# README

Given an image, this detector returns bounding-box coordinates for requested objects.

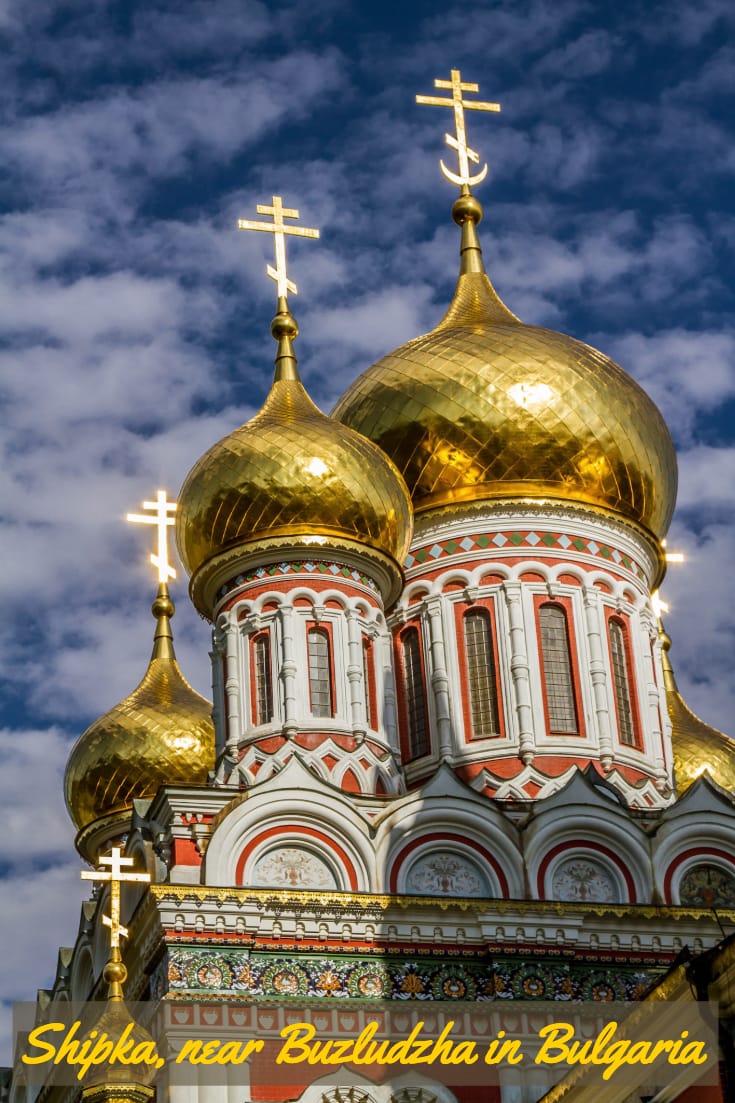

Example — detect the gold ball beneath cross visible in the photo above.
[452,192,483,226]
[103,958,128,986]
[151,593,175,619]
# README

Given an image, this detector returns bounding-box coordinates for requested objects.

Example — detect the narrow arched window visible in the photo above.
[465,609,500,738]
[307,627,333,717]
[402,628,428,759]
[539,604,579,734]
[253,632,273,725]
[362,638,373,729]
[609,620,636,746]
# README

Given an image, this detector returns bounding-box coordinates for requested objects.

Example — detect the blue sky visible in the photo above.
[1,0,734,1063]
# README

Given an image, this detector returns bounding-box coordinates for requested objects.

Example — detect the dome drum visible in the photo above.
[191,534,403,620]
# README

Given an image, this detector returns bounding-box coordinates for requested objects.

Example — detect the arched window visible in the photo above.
[307,627,333,717]
[401,628,428,759]
[362,637,374,729]
[464,609,500,738]
[609,619,637,747]
[252,632,273,725]
[539,604,579,734]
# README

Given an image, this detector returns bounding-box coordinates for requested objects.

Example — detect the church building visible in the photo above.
[7,71,735,1103]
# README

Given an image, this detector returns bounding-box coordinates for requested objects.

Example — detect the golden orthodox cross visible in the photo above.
[416,68,501,189]
[237,195,319,301]
[127,489,177,583]
[81,847,151,951]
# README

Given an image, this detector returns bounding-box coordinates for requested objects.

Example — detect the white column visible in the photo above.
[582,585,613,769]
[209,624,226,757]
[425,597,453,757]
[346,609,367,737]
[381,632,399,752]
[503,582,535,764]
[222,612,242,766]
[640,608,669,789]
[279,602,298,737]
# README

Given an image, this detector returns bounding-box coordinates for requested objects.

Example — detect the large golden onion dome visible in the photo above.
[64,585,214,840]
[177,304,413,613]
[332,193,678,537]
[661,631,735,793]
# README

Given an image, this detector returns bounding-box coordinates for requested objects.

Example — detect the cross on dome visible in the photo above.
[127,489,177,583]
[416,68,501,189]
[237,195,320,302]
[81,846,150,952]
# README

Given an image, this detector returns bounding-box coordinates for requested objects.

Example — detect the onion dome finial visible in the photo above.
[176,196,413,616]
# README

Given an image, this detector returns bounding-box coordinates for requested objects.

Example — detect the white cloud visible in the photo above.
[4,52,346,209]
[0,861,85,1063]
[664,517,735,737]
[603,329,735,442]
[311,283,436,357]
[676,445,735,507]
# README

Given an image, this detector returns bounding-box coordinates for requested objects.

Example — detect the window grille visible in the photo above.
[402,628,428,759]
[465,609,500,738]
[253,633,273,725]
[539,604,579,733]
[610,620,636,746]
[308,628,333,717]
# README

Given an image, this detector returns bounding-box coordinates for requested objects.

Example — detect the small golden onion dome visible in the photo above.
[81,949,158,1094]
[332,193,678,537]
[661,631,735,793]
[64,585,215,835]
[176,302,413,612]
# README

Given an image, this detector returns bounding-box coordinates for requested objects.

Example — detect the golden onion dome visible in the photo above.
[661,631,735,794]
[332,193,678,538]
[176,303,413,613]
[64,585,214,837]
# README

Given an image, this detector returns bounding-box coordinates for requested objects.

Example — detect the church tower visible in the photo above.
[333,72,678,807]
[64,496,215,862]
[175,197,413,799]
[10,67,735,1103]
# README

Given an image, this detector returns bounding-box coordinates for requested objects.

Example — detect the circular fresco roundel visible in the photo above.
[679,863,735,908]
[251,846,337,890]
[550,856,620,903]
[405,850,491,897]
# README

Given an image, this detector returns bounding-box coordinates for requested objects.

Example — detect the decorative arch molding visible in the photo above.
[435,569,476,593]
[388,1076,459,1103]
[389,833,507,898]
[236,826,355,891]
[70,944,95,1002]
[203,767,374,890]
[235,590,287,616]
[525,803,651,903]
[296,1071,457,1103]
[662,847,735,906]
[11,1080,28,1103]
[321,1089,377,1103]
[653,809,735,901]
[377,792,523,898]
[391,1090,441,1103]
[231,586,384,623]
[402,580,435,604]
[537,840,636,903]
